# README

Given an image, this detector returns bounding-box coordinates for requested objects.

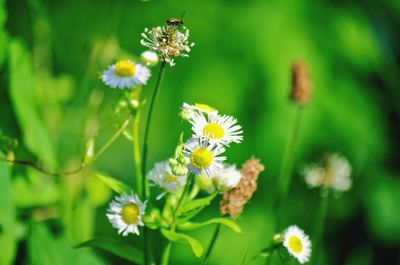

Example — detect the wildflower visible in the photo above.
[220,157,264,218]
[190,112,243,146]
[148,161,187,197]
[140,24,194,66]
[101,59,150,89]
[283,225,312,264]
[140,50,159,66]
[180,102,217,120]
[106,193,146,236]
[302,153,352,194]
[290,60,312,104]
[183,138,225,177]
[211,164,242,193]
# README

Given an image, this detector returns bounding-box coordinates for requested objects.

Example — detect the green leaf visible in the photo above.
[95,172,132,194]
[8,40,56,168]
[178,218,241,233]
[161,229,203,257]
[181,193,217,213]
[0,150,17,265]
[76,237,143,264]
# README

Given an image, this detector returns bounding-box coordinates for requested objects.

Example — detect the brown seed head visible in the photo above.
[290,60,312,105]
[220,157,265,218]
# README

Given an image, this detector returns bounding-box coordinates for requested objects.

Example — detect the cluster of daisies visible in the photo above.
[148,102,243,197]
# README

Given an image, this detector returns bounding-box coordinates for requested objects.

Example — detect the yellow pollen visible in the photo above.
[121,202,140,224]
[288,236,303,253]
[191,147,213,169]
[203,123,225,139]
[114,60,136,77]
[195,103,215,112]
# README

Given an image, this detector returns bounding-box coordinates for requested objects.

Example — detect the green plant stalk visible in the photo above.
[277,106,303,202]
[160,176,192,265]
[141,61,167,265]
[311,193,329,265]
[132,110,143,197]
[201,223,222,265]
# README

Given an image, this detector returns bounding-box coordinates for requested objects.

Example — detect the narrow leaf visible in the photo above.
[76,237,143,264]
[178,218,241,233]
[181,193,217,213]
[161,229,203,257]
[95,173,132,194]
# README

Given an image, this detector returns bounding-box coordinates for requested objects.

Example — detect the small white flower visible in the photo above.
[148,161,187,196]
[106,194,146,236]
[180,102,217,120]
[140,25,194,66]
[190,112,243,146]
[101,59,150,89]
[211,164,242,192]
[302,153,352,193]
[183,138,225,177]
[140,50,159,66]
[283,225,312,264]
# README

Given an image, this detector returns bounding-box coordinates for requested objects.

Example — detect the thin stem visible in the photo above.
[0,118,130,176]
[141,61,166,265]
[132,110,143,196]
[141,61,166,198]
[311,193,329,265]
[277,106,303,204]
[160,242,172,265]
[201,223,222,265]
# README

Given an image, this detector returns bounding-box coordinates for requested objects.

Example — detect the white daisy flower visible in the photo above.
[140,50,159,66]
[148,161,187,197]
[211,164,242,193]
[190,112,243,146]
[183,138,225,177]
[283,225,312,264]
[101,59,150,89]
[140,25,194,67]
[302,153,352,193]
[106,193,146,236]
[180,102,217,120]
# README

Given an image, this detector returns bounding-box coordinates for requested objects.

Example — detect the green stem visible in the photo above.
[141,61,166,265]
[160,176,192,265]
[132,110,143,196]
[201,223,222,265]
[277,106,303,203]
[311,193,329,265]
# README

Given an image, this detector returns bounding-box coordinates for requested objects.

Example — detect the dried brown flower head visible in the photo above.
[220,157,265,218]
[290,60,312,104]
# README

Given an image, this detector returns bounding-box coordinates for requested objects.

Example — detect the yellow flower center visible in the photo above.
[114,60,136,77]
[121,202,140,224]
[203,123,225,139]
[195,103,215,113]
[288,235,303,253]
[164,174,178,183]
[191,147,213,169]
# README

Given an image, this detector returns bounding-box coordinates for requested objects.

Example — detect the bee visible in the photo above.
[166,17,183,26]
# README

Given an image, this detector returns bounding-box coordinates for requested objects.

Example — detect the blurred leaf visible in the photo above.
[8,40,56,168]
[72,197,94,243]
[161,229,203,257]
[0,0,7,67]
[181,193,217,213]
[0,150,17,265]
[87,172,112,207]
[178,218,241,233]
[76,237,143,264]
[12,169,60,207]
[95,172,132,194]
[29,222,105,265]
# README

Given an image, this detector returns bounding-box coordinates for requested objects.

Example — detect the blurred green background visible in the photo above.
[1,0,399,264]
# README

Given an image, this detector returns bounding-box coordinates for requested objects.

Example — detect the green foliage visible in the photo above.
[178,218,241,233]
[77,237,144,264]
[161,229,203,257]
[96,172,132,194]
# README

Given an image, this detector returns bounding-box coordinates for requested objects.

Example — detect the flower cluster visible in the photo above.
[141,22,194,66]
[147,102,243,196]
[302,153,352,195]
